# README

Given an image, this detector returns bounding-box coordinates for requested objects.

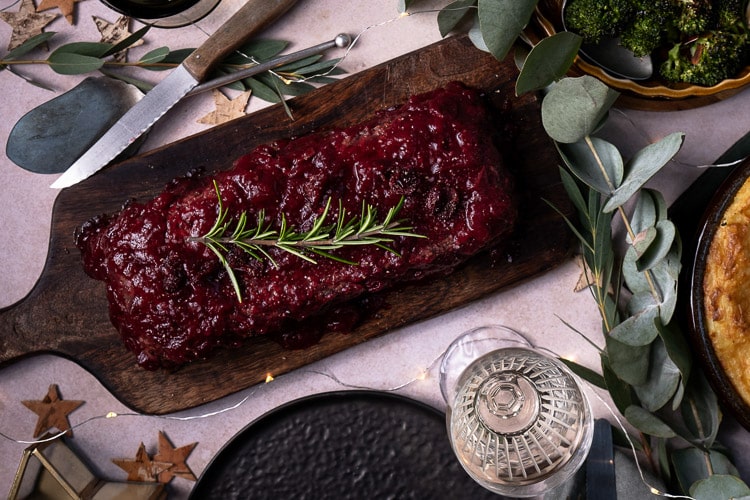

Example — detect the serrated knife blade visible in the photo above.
[51,0,297,189]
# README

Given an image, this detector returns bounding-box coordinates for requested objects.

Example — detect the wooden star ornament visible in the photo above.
[93,15,143,62]
[198,89,252,125]
[36,0,82,25]
[0,0,58,50]
[153,431,198,483]
[21,384,84,438]
[113,442,173,482]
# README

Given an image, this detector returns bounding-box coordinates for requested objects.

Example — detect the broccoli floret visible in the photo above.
[715,0,746,31]
[659,31,749,86]
[620,0,676,56]
[673,0,716,36]
[564,0,635,44]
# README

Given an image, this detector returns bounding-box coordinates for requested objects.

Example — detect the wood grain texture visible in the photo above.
[0,35,573,414]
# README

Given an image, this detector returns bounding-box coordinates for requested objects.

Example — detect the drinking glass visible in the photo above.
[439,325,594,497]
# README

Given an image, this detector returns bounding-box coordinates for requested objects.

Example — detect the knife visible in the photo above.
[51,0,297,189]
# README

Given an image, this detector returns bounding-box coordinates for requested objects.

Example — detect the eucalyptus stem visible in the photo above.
[583,135,663,305]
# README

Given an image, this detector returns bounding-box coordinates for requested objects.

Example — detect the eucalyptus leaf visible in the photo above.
[636,220,676,272]
[653,319,691,392]
[275,54,323,72]
[438,0,477,37]
[557,137,623,195]
[689,474,750,499]
[158,48,194,67]
[3,32,56,61]
[656,438,672,485]
[655,243,682,323]
[99,68,153,93]
[255,72,314,97]
[541,76,619,143]
[630,189,668,238]
[633,336,681,411]
[281,57,342,76]
[674,449,739,494]
[516,31,581,95]
[622,242,680,325]
[468,14,489,52]
[609,305,659,346]
[605,335,649,386]
[591,203,616,301]
[559,358,606,389]
[558,167,588,222]
[625,405,677,438]
[680,371,719,447]
[244,76,281,103]
[601,353,635,414]
[52,41,112,58]
[139,47,170,65]
[104,25,149,58]
[632,226,657,259]
[477,0,537,60]
[48,52,104,75]
[603,132,684,212]
[228,39,288,64]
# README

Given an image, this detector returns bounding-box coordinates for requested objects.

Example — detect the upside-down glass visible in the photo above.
[439,325,594,497]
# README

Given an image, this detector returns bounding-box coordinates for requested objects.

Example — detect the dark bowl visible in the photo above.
[689,158,750,430]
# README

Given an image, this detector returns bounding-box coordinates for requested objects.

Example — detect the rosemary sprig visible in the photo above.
[189,181,425,302]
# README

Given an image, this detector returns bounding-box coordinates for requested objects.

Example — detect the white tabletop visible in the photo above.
[2,1,750,497]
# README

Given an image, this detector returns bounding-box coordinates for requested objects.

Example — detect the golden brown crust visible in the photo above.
[704,179,750,405]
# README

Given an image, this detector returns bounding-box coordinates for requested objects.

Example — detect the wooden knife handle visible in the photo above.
[183,0,297,82]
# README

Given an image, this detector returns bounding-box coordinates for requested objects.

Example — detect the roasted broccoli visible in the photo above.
[673,0,716,36]
[619,0,676,57]
[715,0,746,31]
[564,0,750,86]
[563,0,635,44]
[660,30,749,86]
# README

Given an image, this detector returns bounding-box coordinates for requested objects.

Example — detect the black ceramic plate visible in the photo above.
[189,391,503,500]
[686,158,750,430]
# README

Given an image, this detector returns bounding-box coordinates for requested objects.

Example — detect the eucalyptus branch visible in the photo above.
[189,181,424,302]
[1,31,344,105]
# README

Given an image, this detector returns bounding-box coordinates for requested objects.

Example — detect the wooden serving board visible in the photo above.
[0,35,573,414]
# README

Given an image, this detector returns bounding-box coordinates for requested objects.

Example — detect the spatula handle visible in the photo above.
[183,0,297,81]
